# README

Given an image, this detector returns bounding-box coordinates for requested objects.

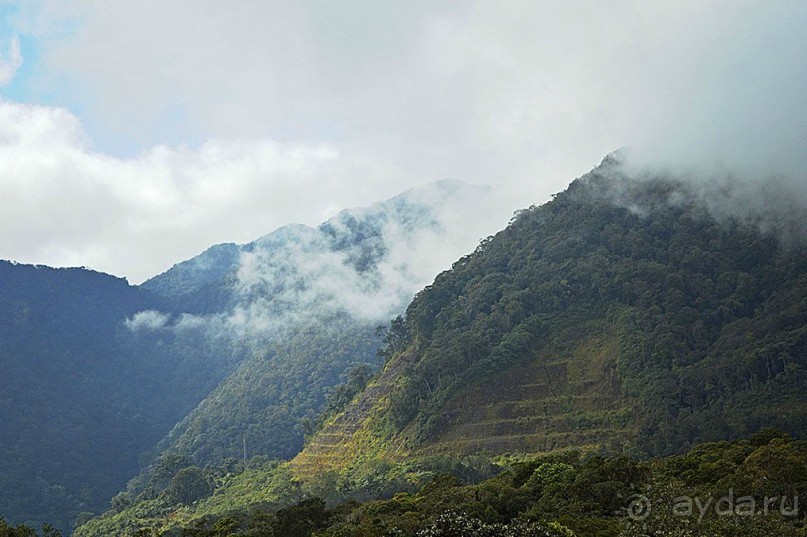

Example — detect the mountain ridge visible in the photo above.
[141,178,492,312]
[292,156,807,476]
[71,157,807,537]
[0,179,501,532]
[124,178,502,477]
[0,260,234,532]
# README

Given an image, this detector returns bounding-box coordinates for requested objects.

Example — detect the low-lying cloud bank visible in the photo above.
[127,178,512,343]
[594,149,807,248]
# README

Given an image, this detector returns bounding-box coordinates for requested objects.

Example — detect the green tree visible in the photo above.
[167,467,213,505]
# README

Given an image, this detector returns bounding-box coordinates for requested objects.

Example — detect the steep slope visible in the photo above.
[74,157,807,537]
[156,317,381,463]
[0,262,234,532]
[130,180,503,470]
[139,242,241,314]
[1,181,502,531]
[141,178,488,316]
[294,156,807,476]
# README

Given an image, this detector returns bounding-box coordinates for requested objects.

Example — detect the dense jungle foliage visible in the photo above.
[0,182,477,532]
[6,163,806,535]
[0,262,236,532]
[75,161,806,536]
[374,159,806,455]
[71,430,806,536]
[148,316,382,465]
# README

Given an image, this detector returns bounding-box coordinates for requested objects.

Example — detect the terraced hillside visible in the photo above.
[420,325,633,456]
[293,155,807,474]
[294,321,637,479]
[292,347,415,476]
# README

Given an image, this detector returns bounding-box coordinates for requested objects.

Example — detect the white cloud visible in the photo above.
[20,2,801,183]
[0,35,22,85]
[0,100,429,283]
[0,1,804,283]
[227,180,511,335]
[125,309,169,331]
[620,1,807,181]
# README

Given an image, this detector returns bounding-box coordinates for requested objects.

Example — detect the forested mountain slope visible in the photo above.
[78,431,807,537]
[75,157,807,537]
[154,317,381,464]
[0,262,234,532]
[0,180,498,532]
[136,180,499,469]
[140,242,241,314]
[295,156,807,475]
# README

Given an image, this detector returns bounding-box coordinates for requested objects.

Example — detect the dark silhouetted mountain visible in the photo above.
[0,262,234,532]
[1,181,496,532]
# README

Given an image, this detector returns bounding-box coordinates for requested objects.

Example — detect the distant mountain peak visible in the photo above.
[141,179,497,317]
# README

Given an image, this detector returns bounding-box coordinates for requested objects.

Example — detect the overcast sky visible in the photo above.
[0,1,805,283]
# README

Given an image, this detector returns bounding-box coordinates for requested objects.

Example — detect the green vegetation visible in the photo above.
[75,161,806,536]
[0,262,235,532]
[0,518,62,537]
[150,316,382,464]
[0,182,478,531]
[7,162,807,534]
[73,431,806,536]
[300,157,806,473]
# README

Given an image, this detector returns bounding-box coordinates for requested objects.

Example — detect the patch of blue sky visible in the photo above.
[0,3,79,106]
[1,33,37,100]
[0,3,40,101]
[0,2,16,31]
